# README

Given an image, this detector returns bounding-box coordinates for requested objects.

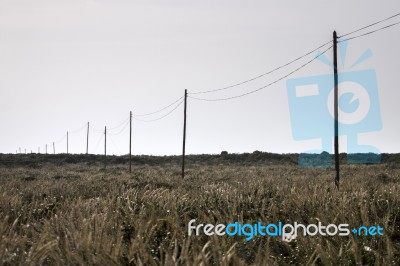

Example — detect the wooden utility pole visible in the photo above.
[53,142,55,154]
[333,31,340,189]
[86,122,90,154]
[129,111,132,173]
[46,144,47,154]
[182,89,188,178]
[104,126,107,168]
[67,131,69,155]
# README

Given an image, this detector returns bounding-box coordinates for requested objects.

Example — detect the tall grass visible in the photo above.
[0,160,399,265]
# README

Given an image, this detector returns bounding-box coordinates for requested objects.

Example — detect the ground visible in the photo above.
[0,153,399,265]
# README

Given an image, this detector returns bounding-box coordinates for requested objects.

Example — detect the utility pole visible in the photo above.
[67,131,69,155]
[182,89,187,178]
[104,126,107,169]
[46,144,47,154]
[38,147,40,154]
[333,31,340,189]
[86,122,89,154]
[53,142,55,154]
[129,111,132,173]
[19,147,21,154]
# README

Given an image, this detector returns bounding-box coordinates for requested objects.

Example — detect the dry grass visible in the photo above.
[0,159,399,265]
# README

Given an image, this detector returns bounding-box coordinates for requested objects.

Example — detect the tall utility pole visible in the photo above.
[86,122,90,154]
[333,31,340,189]
[46,144,47,154]
[129,111,132,173]
[53,142,55,154]
[104,126,107,169]
[182,89,188,178]
[67,131,69,155]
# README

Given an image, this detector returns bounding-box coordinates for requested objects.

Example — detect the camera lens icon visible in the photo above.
[327,81,371,125]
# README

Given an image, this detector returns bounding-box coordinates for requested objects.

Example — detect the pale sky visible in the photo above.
[1,0,399,155]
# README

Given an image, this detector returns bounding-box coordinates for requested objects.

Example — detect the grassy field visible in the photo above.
[0,153,399,265]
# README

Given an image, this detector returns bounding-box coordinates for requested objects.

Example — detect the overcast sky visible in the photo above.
[1,0,399,155]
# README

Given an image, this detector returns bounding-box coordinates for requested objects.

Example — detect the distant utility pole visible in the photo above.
[46,144,47,155]
[67,131,69,155]
[53,142,55,154]
[38,147,40,154]
[104,126,107,169]
[182,89,188,178]
[333,31,340,190]
[19,147,21,154]
[25,149,26,154]
[86,122,89,154]
[129,111,132,173]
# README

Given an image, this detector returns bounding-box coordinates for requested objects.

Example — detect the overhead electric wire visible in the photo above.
[108,120,130,136]
[91,117,129,134]
[339,21,400,42]
[189,45,333,102]
[133,99,184,122]
[339,12,400,38]
[107,117,130,131]
[50,123,86,145]
[92,127,105,134]
[189,40,332,95]
[68,123,87,134]
[54,133,67,144]
[133,96,184,117]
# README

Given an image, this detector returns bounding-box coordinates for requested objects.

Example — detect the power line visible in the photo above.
[107,117,130,131]
[69,123,87,134]
[92,128,105,134]
[108,120,130,136]
[90,96,183,132]
[133,99,184,122]
[189,40,332,95]
[339,12,400,38]
[51,123,87,147]
[189,45,333,102]
[133,96,183,117]
[54,133,67,144]
[91,117,130,134]
[339,21,400,42]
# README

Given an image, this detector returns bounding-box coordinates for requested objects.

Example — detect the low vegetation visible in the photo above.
[0,153,399,265]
